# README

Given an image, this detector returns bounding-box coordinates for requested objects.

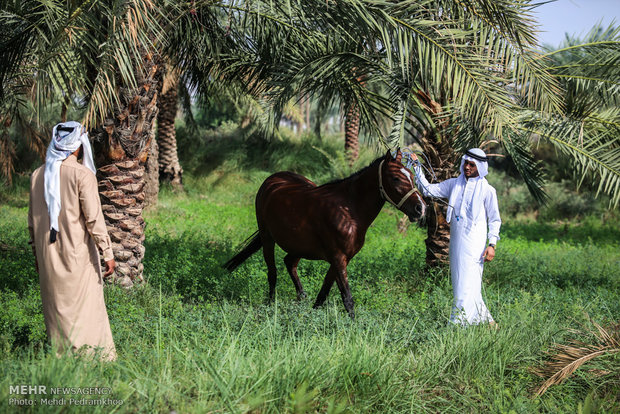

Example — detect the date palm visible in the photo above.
[156,63,183,188]
[0,0,168,284]
[226,1,562,265]
[4,0,616,277]
[0,0,305,283]
[520,24,620,207]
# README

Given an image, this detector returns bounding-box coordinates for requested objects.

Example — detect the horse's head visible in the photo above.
[379,148,426,221]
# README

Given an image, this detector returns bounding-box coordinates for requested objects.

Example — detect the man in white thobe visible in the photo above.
[411,148,501,325]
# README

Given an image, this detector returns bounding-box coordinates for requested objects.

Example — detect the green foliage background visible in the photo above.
[0,129,618,412]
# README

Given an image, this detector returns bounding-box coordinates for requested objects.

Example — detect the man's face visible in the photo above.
[463,160,479,178]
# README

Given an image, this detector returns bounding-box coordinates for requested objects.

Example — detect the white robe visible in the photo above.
[413,161,501,325]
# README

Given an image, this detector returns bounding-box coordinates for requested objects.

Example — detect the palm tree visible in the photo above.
[232,1,562,266]
[0,0,294,283]
[4,0,616,277]
[157,63,183,188]
[520,24,620,208]
[0,0,169,285]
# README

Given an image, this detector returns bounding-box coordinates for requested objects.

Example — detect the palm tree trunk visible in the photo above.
[344,71,366,166]
[415,90,459,267]
[344,103,360,166]
[144,123,159,208]
[92,51,162,286]
[157,68,183,188]
[421,145,457,267]
[424,185,451,267]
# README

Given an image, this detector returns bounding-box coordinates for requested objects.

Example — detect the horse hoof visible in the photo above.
[297,291,307,300]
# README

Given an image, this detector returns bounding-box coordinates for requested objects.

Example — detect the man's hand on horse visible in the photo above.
[483,245,495,262]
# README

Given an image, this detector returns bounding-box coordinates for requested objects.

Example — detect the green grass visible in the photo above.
[0,133,619,412]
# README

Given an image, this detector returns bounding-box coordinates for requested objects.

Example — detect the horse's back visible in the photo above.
[256,171,318,221]
[256,171,334,259]
[257,171,317,197]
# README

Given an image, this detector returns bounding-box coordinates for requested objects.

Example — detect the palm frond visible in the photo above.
[501,131,548,204]
[519,108,620,207]
[533,319,620,397]
[521,24,620,206]
[182,1,560,142]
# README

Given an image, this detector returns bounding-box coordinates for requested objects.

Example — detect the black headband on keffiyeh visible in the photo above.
[465,149,489,162]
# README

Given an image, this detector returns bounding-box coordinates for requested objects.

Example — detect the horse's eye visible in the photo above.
[392,177,400,183]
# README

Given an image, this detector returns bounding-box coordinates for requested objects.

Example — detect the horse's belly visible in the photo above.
[256,172,361,261]
[265,213,327,259]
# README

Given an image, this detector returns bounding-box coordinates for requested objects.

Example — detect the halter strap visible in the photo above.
[378,160,418,209]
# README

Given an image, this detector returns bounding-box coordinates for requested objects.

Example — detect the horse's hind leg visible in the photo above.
[261,233,277,301]
[284,254,306,300]
[313,265,336,309]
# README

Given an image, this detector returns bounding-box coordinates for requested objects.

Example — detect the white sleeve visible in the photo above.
[485,186,501,244]
[412,161,452,199]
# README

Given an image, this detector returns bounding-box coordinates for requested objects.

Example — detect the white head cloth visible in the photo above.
[460,148,488,178]
[446,148,489,224]
[44,121,96,233]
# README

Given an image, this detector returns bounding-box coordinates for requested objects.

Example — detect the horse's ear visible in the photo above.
[386,147,403,161]
[395,147,402,163]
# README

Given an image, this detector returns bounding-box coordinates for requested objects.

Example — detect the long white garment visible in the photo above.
[413,153,501,325]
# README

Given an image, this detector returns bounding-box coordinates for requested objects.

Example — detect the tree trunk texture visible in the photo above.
[305,97,310,132]
[344,103,360,166]
[344,72,366,166]
[421,143,458,268]
[157,68,183,188]
[143,124,159,208]
[92,50,162,286]
[415,89,460,268]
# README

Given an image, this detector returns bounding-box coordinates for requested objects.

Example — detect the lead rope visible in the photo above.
[400,149,461,222]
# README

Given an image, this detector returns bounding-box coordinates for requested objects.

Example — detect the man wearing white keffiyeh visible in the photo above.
[28,122,117,360]
[412,148,501,326]
[44,122,97,241]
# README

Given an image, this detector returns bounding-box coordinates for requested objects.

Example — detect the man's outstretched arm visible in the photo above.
[410,153,451,199]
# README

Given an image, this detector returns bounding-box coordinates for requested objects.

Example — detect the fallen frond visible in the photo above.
[532,320,620,397]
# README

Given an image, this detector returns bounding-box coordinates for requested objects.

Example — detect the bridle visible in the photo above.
[378,159,419,209]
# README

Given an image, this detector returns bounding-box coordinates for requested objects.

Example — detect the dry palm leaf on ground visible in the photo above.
[532,319,620,397]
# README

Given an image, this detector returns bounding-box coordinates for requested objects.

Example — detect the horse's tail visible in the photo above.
[223,231,262,272]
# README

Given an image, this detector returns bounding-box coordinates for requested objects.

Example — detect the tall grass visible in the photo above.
[0,132,618,412]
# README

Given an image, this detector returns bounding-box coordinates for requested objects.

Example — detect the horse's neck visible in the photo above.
[346,161,385,226]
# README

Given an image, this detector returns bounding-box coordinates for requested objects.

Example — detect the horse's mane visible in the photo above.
[319,156,384,188]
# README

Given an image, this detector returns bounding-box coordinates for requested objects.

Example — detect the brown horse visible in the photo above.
[224,149,426,318]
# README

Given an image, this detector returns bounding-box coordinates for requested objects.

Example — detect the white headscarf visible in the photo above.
[460,148,489,178]
[44,121,96,236]
[446,148,490,224]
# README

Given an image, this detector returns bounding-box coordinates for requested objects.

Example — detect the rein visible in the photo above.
[378,160,418,209]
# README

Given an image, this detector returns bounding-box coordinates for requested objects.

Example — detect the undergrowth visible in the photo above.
[0,132,618,412]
